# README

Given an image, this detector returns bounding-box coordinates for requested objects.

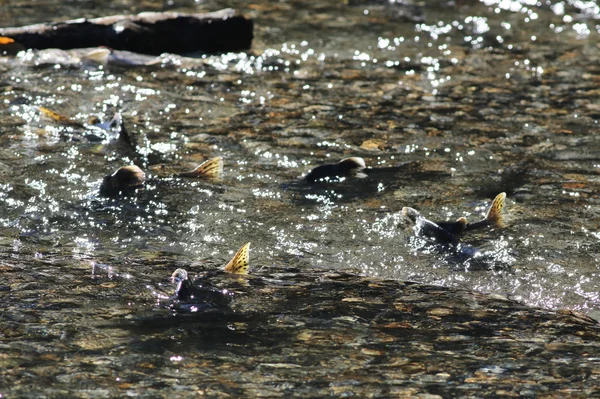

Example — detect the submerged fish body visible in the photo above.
[282,160,450,205]
[434,217,469,237]
[304,157,367,183]
[278,157,370,203]
[170,243,250,302]
[403,206,500,268]
[169,268,233,306]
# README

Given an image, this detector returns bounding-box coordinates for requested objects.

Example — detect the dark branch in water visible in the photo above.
[0,9,253,55]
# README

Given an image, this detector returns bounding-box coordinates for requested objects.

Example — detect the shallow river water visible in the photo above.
[2,0,600,397]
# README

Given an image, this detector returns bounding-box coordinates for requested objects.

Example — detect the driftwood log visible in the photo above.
[0,9,252,55]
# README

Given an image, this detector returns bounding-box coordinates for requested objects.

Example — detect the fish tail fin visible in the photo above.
[179,156,223,179]
[485,192,506,227]
[223,242,250,274]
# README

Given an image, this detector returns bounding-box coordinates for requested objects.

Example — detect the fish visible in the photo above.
[40,106,132,144]
[6,46,162,66]
[401,193,508,267]
[402,192,506,245]
[99,156,224,198]
[299,157,448,188]
[87,112,122,133]
[171,242,250,301]
[402,205,496,266]
[99,165,146,198]
[282,158,450,206]
[303,157,367,183]
[86,112,133,144]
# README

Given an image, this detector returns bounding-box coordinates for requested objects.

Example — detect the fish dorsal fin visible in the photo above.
[114,165,146,186]
[456,217,469,225]
[485,192,506,227]
[179,156,223,179]
[223,242,250,274]
[339,157,366,170]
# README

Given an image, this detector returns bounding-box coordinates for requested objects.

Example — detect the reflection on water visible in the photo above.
[1,0,600,394]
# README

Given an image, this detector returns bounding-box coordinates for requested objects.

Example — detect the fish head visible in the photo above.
[171,268,188,284]
[402,207,459,246]
[401,207,423,229]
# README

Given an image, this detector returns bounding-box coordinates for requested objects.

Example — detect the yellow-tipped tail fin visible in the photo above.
[178,156,223,179]
[485,192,506,227]
[224,242,250,274]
